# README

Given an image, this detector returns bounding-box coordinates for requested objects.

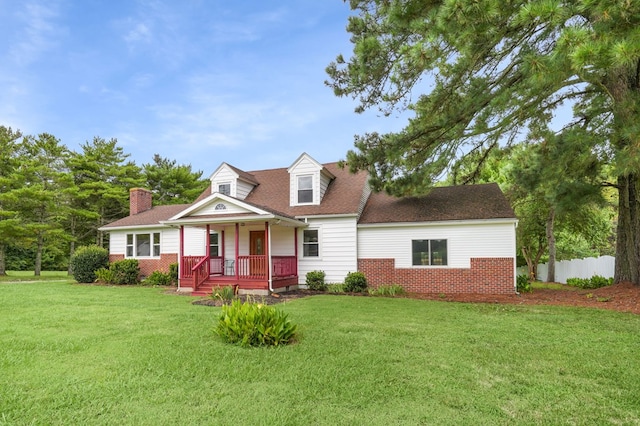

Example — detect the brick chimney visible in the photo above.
[130,188,153,215]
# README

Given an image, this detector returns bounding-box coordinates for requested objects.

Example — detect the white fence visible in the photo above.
[516,255,615,284]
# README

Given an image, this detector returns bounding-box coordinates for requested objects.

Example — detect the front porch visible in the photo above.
[181,254,299,295]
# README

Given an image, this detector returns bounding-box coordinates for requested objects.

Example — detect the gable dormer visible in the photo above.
[209,163,258,200]
[287,153,335,206]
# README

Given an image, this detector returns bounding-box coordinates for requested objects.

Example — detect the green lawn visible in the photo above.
[0,270,71,282]
[1,282,639,425]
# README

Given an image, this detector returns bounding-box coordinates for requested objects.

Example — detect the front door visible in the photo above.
[249,231,265,276]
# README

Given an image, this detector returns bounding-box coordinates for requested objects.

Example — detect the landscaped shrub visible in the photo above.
[211,285,236,303]
[143,270,173,286]
[516,274,532,293]
[70,245,110,283]
[214,299,297,347]
[368,284,405,297]
[344,271,368,292]
[111,259,140,285]
[567,275,613,289]
[305,270,327,291]
[169,263,179,283]
[95,267,116,284]
[327,283,345,293]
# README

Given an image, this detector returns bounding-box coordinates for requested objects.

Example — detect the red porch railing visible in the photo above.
[272,256,296,278]
[181,256,203,278]
[192,256,210,291]
[181,255,297,284]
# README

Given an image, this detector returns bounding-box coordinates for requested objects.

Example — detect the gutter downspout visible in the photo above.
[266,221,273,293]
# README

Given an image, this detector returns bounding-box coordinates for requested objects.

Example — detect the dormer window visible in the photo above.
[218,183,231,195]
[297,175,313,204]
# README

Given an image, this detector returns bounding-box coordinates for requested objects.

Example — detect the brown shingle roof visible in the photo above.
[243,162,368,216]
[358,183,516,224]
[101,204,190,228]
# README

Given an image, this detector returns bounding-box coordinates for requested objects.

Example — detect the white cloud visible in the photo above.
[9,2,65,65]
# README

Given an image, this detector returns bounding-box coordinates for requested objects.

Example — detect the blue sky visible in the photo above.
[0,1,411,175]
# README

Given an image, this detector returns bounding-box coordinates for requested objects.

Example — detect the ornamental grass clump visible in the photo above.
[214,299,297,347]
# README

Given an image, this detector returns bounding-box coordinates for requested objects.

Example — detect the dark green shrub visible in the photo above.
[306,270,327,291]
[70,245,109,283]
[111,259,140,285]
[143,270,173,286]
[567,275,613,289]
[169,263,179,283]
[344,271,368,292]
[516,274,532,293]
[214,299,297,347]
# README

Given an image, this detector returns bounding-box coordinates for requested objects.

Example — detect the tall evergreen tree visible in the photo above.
[143,154,208,205]
[14,134,74,275]
[67,137,143,247]
[0,126,23,275]
[327,0,640,283]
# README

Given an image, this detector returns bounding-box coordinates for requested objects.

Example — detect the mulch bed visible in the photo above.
[189,282,640,315]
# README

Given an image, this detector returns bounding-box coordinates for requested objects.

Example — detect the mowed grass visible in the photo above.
[1,282,639,425]
[0,271,71,282]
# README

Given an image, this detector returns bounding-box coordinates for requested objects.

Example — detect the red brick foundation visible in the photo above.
[358,257,515,294]
[108,254,177,278]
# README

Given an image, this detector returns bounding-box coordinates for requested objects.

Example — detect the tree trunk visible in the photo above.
[546,208,556,283]
[34,232,43,276]
[0,243,6,276]
[68,240,75,276]
[614,173,640,284]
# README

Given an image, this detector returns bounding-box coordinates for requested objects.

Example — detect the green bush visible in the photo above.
[306,270,327,291]
[70,245,110,283]
[214,299,297,347]
[143,270,173,286]
[327,283,345,293]
[368,284,406,297]
[95,267,116,284]
[211,285,236,303]
[111,259,140,285]
[169,263,179,283]
[344,271,368,292]
[516,274,532,293]
[567,275,613,289]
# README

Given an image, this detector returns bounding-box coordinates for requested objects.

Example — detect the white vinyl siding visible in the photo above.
[358,221,516,268]
[236,180,254,200]
[191,202,251,216]
[298,217,358,284]
[289,155,321,206]
[183,226,207,256]
[210,164,256,200]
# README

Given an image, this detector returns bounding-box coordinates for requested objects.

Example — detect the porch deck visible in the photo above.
[181,255,298,295]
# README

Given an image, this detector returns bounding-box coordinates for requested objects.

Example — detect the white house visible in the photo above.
[100,153,518,295]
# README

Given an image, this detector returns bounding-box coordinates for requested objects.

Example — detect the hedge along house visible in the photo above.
[100,153,518,295]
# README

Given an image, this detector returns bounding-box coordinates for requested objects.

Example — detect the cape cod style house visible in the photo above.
[100,153,518,295]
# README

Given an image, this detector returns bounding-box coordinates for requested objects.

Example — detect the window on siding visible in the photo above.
[209,233,219,257]
[297,175,313,204]
[412,239,447,266]
[303,229,319,257]
[126,232,161,258]
[218,183,231,195]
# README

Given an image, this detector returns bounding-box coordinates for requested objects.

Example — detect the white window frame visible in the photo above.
[411,239,447,266]
[126,232,161,258]
[218,182,231,196]
[209,232,219,257]
[302,228,320,258]
[297,175,314,204]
